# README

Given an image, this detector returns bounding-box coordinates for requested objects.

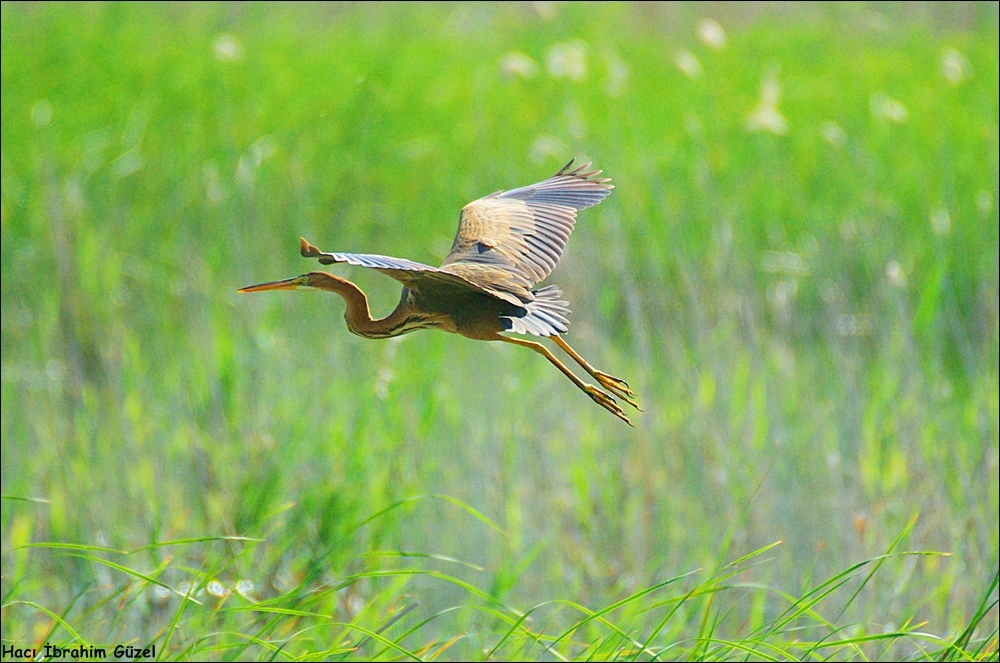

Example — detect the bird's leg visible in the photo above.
[500,337,633,426]
[551,336,640,410]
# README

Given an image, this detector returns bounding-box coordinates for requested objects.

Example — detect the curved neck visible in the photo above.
[306,272,422,339]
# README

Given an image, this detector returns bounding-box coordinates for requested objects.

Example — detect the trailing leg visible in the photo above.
[551,336,640,410]
[500,336,632,426]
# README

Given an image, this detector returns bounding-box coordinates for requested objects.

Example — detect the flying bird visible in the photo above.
[239,160,639,424]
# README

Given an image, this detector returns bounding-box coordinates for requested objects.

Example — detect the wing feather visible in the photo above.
[296,160,611,313]
[298,238,526,307]
[441,160,613,288]
[501,285,571,337]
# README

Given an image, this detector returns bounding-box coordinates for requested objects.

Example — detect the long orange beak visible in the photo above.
[237,275,306,293]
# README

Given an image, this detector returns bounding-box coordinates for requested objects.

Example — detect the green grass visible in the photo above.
[1,2,998,660]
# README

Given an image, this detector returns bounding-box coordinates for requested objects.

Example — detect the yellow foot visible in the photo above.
[585,385,633,426]
[594,371,641,410]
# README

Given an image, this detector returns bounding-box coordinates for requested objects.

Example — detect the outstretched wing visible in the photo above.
[440,160,613,290]
[298,238,526,308]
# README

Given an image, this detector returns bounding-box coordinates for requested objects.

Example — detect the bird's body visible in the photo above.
[240,160,639,424]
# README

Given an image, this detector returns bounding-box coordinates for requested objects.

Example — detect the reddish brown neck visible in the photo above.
[305,272,428,339]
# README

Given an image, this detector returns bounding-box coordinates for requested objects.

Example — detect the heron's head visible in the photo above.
[237,272,329,293]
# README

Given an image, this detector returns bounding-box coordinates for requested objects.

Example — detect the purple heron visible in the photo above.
[239,160,638,424]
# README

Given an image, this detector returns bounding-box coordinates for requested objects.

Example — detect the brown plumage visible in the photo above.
[239,160,639,424]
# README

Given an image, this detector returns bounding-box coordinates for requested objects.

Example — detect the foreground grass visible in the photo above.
[2,2,998,660]
[5,497,997,661]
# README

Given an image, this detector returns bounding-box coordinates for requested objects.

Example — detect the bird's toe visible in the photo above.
[585,385,633,426]
[595,372,640,410]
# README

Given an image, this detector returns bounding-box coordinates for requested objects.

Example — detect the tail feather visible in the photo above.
[501,285,570,337]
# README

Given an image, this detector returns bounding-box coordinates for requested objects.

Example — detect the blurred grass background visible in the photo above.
[1,2,998,660]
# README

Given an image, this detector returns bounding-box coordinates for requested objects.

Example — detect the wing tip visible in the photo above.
[300,237,340,265]
[300,237,320,258]
[556,159,614,190]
